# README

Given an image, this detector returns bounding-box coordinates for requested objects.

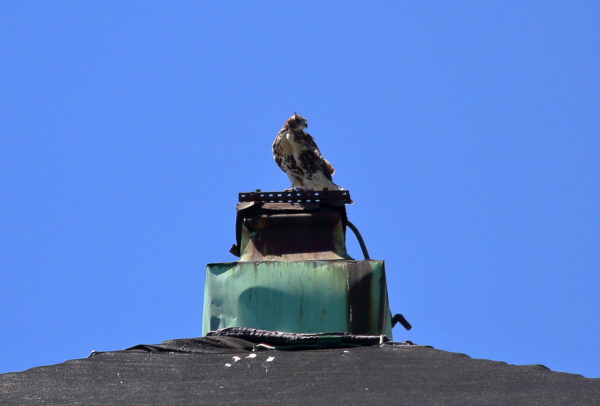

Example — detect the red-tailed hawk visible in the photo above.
[272,113,341,191]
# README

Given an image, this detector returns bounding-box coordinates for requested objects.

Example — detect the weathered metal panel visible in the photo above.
[231,202,351,261]
[202,260,393,338]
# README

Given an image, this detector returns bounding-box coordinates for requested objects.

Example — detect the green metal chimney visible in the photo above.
[202,191,393,338]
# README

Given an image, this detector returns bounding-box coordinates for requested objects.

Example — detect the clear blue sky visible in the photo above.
[1,1,599,378]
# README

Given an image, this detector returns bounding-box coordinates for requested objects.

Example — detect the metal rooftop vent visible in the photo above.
[201,191,398,339]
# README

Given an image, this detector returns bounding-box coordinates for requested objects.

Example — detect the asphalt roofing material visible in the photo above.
[1,337,599,405]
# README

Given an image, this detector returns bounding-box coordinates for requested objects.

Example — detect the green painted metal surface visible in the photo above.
[202,260,393,338]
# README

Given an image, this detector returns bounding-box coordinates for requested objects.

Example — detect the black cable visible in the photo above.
[346,221,371,260]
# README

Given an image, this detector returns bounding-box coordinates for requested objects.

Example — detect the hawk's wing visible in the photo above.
[272,130,293,172]
[302,132,335,176]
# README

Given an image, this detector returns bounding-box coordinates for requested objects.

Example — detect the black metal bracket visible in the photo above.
[239,190,352,204]
[392,314,412,331]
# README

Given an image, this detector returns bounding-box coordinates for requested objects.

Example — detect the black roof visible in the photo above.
[1,336,599,405]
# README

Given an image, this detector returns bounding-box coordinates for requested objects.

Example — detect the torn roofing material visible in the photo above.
[2,339,599,405]
[127,329,389,353]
